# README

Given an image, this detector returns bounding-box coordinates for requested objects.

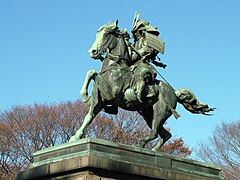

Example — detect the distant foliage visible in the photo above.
[160,137,192,157]
[197,120,240,180]
[0,100,191,179]
[0,100,87,179]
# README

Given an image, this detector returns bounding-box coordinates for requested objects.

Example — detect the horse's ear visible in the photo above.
[114,20,118,27]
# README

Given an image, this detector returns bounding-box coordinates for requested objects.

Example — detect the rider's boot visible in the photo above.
[136,91,142,103]
[135,79,145,103]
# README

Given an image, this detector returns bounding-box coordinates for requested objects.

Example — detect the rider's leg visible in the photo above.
[135,77,145,103]
[134,65,153,103]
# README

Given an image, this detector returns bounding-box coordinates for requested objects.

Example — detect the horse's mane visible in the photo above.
[97,22,118,33]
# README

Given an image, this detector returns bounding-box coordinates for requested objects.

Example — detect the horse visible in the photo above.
[69,20,214,151]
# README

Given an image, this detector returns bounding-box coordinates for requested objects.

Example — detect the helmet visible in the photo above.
[145,26,159,36]
[131,20,149,33]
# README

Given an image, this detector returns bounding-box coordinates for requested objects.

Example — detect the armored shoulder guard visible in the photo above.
[145,32,165,54]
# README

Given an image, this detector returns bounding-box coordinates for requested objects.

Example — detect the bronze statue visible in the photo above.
[130,14,165,102]
[69,16,215,151]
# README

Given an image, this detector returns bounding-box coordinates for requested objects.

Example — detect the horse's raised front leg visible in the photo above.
[69,87,103,142]
[80,69,97,105]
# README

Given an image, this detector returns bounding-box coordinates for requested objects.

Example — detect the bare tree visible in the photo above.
[197,120,240,180]
[0,100,87,179]
[0,100,191,179]
[160,137,192,157]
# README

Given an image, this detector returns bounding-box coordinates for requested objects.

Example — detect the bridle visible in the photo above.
[98,30,118,59]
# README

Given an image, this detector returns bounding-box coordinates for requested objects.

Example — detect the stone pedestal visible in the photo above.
[16,138,222,180]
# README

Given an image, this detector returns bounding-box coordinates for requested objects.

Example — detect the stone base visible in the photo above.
[16,138,222,180]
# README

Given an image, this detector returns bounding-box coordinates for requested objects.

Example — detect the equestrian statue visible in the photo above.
[69,13,215,151]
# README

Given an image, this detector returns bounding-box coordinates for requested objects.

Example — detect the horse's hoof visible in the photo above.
[69,136,79,142]
[139,139,146,147]
[136,144,144,148]
[151,147,159,151]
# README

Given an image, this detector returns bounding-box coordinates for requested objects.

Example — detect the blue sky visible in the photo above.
[1,1,240,158]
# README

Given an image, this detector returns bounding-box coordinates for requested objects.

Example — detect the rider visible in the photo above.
[130,19,166,102]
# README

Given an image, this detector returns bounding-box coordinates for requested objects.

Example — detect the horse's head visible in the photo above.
[88,20,119,59]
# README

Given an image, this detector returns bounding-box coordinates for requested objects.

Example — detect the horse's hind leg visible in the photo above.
[152,127,172,151]
[138,107,158,148]
[139,129,158,148]
[139,99,172,150]
[151,109,172,151]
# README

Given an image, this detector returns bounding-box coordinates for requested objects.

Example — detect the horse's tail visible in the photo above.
[175,88,216,115]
